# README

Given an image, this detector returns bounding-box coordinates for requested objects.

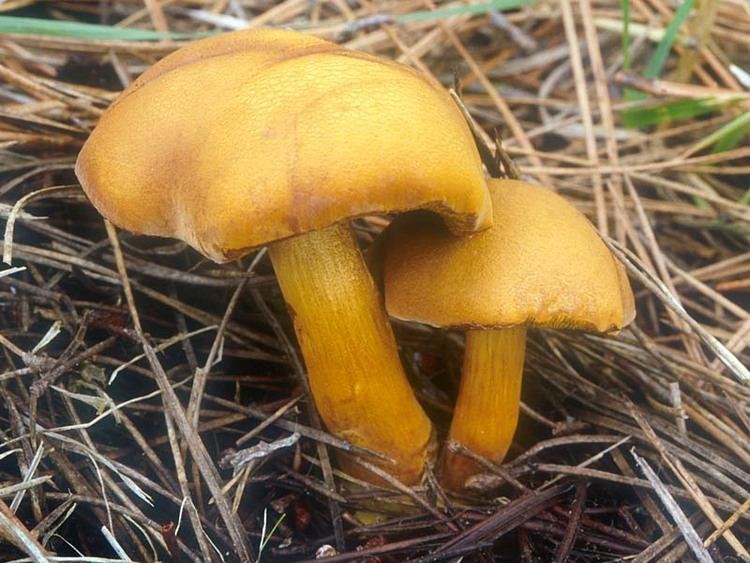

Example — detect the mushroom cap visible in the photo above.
[76,28,491,262]
[381,179,635,333]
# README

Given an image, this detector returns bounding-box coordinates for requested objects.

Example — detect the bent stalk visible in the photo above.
[269,222,433,484]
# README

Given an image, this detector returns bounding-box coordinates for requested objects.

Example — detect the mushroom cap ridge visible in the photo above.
[115,28,334,106]
[76,28,491,262]
[382,179,635,333]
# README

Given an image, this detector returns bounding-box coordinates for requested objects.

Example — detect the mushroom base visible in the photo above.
[269,222,433,485]
[440,326,527,491]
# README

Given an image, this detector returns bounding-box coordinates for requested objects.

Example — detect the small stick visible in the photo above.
[631,449,714,563]
[0,498,50,562]
[669,382,688,435]
[493,131,522,180]
[351,456,457,532]
[447,441,528,492]
[488,10,537,53]
[704,495,750,550]
[605,238,750,382]
[629,404,748,559]
[554,480,588,562]
[613,72,750,107]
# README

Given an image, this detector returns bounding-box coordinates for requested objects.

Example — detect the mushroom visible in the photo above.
[75,28,492,484]
[378,179,634,490]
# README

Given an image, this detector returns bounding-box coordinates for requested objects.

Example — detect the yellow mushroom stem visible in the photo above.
[268,222,433,485]
[440,326,527,491]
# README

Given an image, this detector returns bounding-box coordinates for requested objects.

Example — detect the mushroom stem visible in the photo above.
[440,326,527,491]
[269,222,433,484]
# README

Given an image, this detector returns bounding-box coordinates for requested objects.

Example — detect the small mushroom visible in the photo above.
[75,29,492,484]
[378,179,634,490]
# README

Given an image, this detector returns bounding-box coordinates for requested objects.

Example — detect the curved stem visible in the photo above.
[440,326,527,491]
[269,222,433,484]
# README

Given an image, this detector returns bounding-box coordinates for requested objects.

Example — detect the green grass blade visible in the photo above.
[3,3,538,40]
[711,112,750,153]
[620,97,731,128]
[0,15,207,40]
[644,0,695,79]
[626,0,695,101]
[397,0,536,23]
[676,111,750,155]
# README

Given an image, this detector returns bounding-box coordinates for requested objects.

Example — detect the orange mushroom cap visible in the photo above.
[75,28,491,262]
[117,28,333,102]
[382,179,635,333]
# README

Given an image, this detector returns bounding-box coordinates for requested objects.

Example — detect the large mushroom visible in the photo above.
[75,28,491,484]
[378,179,634,490]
